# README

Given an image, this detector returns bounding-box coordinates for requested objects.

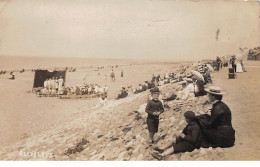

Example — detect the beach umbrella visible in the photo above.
[191,70,205,82]
[206,64,214,72]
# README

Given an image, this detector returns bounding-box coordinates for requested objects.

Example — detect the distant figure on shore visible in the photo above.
[196,86,235,148]
[121,70,124,77]
[110,69,115,82]
[231,56,236,72]
[236,60,244,73]
[9,72,15,80]
[216,57,221,71]
[151,74,156,83]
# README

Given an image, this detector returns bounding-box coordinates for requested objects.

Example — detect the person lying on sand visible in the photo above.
[151,111,202,160]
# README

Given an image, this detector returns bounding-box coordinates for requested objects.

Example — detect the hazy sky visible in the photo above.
[0,0,259,60]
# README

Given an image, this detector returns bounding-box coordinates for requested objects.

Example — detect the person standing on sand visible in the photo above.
[196,86,235,148]
[121,70,124,77]
[110,69,115,82]
[145,87,164,145]
[58,76,64,94]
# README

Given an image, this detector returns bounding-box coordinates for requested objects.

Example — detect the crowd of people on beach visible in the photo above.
[38,77,108,97]
[32,67,76,72]
[116,62,214,102]
[142,61,236,160]
[94,58,236,160]
[0,69,26,80]
[63,84,108,96]
[39,76,64,95]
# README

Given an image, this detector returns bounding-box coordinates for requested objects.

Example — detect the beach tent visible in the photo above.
[33,70,66,88]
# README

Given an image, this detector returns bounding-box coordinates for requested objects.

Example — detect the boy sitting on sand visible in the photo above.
[145,87,164,145]
[151,111,202,160]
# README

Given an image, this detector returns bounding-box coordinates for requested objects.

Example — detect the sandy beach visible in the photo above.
[0,58,259,161]
[0,57,189,147]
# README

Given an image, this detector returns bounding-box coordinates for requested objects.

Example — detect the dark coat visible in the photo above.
[117,91,128,99]
[145,99,164,119]
[196,101,235,148]
[181,122,202,148]
[194,79,206,97]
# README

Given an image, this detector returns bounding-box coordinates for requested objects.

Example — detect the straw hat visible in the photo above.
[205,86,225,95]
[191,70,205,82]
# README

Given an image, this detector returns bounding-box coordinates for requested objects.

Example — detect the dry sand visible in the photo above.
[0,59,259,161]
[0,59,186,147]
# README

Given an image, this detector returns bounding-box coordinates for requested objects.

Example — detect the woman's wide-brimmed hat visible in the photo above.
[191,70,205,82]
[205,86,225,95]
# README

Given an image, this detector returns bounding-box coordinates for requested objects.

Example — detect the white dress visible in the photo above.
[178,83,195,100]
[236,63,243,73]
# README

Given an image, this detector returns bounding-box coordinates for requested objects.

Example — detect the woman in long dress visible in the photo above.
[236,60,243,73]
[196,86,235,148]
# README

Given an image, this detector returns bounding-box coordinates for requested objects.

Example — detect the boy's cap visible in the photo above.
[151,87,160,94]
[184,111,195,120]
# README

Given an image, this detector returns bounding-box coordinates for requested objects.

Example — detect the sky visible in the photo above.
[0,0,259,61]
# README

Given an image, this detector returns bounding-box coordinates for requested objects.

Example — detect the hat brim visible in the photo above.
[205,88,225,95]
[191,70,205,82]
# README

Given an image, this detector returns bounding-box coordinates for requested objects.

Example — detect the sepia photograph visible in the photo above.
[0,0,260,166]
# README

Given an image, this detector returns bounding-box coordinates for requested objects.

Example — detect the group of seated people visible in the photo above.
[116,62,214,102]
[31,67,76,72]
[151,86,236,160]
[176,64,213,100]
[39,81,108,97]
[116,73,175,100]
[62,84,108,96]
[39,76,64,95]
[0,70,7,75]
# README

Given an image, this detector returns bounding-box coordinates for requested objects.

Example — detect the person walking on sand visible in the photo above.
[110,69,115,82]
[121,70,124,77]
[146,87,164,146]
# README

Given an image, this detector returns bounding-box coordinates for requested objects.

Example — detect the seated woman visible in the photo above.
[134,84,143,94]
[177,79,195,100]
[196,86,235,148]
[203,68,212,84]
[151,111,202,160]
[191,70,206,97]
